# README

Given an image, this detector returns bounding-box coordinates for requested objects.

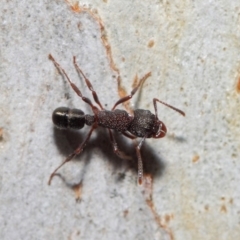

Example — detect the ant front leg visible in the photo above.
[135,136,146,185]
[48,124,97,185]
[111,72,151,110]
[73,57,104,110]
[122,132,146,184]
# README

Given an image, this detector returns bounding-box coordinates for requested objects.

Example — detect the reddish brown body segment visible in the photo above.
[97,109,133,132]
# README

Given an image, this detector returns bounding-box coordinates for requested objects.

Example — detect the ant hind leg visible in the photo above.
[49,54,97,112]
[48,124,97,185]
[73,56,104,110]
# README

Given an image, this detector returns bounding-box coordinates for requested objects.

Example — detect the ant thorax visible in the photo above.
[97,109,133,132]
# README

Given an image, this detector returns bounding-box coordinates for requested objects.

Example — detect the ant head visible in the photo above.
[152,118,167,138]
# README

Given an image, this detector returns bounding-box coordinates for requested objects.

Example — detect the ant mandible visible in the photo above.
[48,54,185,185]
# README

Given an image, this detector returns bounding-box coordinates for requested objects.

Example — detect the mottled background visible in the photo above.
[1,0,240,239]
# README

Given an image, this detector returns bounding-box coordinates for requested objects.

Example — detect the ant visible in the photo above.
[48,54,185,185]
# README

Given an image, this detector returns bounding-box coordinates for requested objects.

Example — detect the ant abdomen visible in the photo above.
[52,107,85,129]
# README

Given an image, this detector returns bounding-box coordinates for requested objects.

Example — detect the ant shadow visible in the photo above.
[52,126,167,187]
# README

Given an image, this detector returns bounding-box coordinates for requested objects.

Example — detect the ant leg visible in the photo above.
[153,98,185,118]
[48,124,97,185]
[135,136,146,185]
[49,54,98,112]
[108,129,131,160]
[122,131,137,140]
[111,72,151,110]
[73,56,104,110]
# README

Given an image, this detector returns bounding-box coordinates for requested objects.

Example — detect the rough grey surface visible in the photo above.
[1,0,240,240]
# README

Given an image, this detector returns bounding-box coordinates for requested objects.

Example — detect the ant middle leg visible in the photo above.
[122,131,137,140]
[48,124,97,185]
[73,56,104,110]
[153,98,185,118]
[49,54,97,112]
[108,129,132,160]
[111,72,151,110]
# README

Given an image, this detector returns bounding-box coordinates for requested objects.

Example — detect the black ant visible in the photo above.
[48,54,185,185]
